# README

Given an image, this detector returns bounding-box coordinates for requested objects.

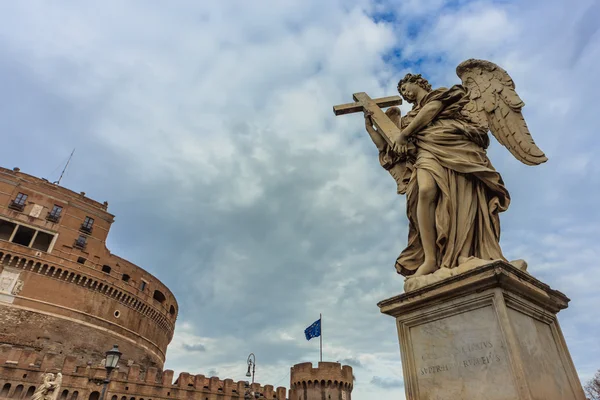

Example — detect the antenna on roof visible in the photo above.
[54,148,75,185]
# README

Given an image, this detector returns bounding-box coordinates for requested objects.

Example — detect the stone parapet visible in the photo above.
[0,347,287,400]
[289,362,352,400]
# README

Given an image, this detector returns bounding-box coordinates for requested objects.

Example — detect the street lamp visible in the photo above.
[246,353,256,384]
[100,345,122,400]
[244,353,263,399]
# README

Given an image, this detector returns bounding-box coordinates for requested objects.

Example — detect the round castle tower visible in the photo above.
[289,362,353,400]
[0,167,177,370]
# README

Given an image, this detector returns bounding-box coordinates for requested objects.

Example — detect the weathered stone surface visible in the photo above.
[378,261,586,400]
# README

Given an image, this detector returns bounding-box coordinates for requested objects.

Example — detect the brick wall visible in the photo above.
[289,362,352,400]
[0,348,287,400]
[0,167,177,369]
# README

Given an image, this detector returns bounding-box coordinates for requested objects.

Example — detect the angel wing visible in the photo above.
[385,106,401,128]
[456,59,547,166]
[49,373,63,400]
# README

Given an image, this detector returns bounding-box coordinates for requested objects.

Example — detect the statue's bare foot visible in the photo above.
[412,260,438,277]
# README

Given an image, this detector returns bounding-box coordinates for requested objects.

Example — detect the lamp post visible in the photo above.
[100,345,122,400]
[246,353,256,384]
[244,353,263,399]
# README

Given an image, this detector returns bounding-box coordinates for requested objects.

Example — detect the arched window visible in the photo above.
[70,391,79,400]
[1,384,12,397]
[60,390,69,400]
[111,396,117,400]
[153,290,166,304]
[11,385,23,398]
[88,391,100,400]
[26,387,36,398]
[169,305,175,315]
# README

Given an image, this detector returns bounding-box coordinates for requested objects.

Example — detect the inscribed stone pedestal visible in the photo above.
[378,261,586,400]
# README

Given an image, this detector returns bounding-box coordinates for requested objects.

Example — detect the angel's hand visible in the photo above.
[393,132,409,154]
[363,109,374,127]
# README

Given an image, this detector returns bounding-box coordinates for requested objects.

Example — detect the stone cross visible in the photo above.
[333,92,402,146]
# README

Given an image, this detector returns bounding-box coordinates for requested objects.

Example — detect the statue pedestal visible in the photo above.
[378,261,586,400]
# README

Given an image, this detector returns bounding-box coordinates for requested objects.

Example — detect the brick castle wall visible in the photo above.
[289,362,352,400]
[0,346,287,400]
[0,167,177,369]
[0,166,289,399]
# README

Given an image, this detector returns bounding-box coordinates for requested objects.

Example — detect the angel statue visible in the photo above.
[31,372,62,400]
[338,59,546,289]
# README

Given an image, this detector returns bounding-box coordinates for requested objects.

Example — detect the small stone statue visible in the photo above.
[31,373,62,400]
[11,280,23,295]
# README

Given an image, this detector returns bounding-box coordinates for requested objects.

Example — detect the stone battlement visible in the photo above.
[289,362,353,400]
[290,362,352,384]
[0,346,286,399]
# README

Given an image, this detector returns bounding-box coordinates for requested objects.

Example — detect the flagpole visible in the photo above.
[320,313,322,363]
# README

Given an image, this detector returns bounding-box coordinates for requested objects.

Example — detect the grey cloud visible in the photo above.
[570,0,600,65]
[182,343,206,352]
[337,358,364,368]
[1,1,599,399]
[370,376,403,389]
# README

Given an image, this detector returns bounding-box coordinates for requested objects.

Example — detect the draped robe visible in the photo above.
[379,85,510,276]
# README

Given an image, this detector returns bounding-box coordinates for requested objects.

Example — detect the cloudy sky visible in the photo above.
[1,0,599,398]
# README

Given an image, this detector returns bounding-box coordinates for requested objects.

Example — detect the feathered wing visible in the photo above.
[385,106,401,128]
[456,59,547,166]
[49,374,63,400]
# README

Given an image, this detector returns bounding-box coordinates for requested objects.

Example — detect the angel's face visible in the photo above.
[399,82,420,104]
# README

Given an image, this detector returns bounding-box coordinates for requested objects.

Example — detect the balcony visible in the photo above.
[8,201,25,212]
[79,224,93,234]
[46,213,61,223]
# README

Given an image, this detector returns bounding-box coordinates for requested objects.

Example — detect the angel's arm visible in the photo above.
[400,100,444,138]
[364,112,387,152]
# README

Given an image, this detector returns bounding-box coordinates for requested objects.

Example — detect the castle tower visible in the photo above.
[289,362,353,400]
[0,166,291,400]
[0,167,177,370]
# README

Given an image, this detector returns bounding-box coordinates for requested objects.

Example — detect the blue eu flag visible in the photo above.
[304,318,321,341]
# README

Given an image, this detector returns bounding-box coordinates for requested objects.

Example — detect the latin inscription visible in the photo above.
[420,364,450,375]
[418,341,502,376]
[421,340,494,361]
[409,306,519,399]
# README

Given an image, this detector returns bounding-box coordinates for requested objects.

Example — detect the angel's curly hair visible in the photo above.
[397,73,432,93]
